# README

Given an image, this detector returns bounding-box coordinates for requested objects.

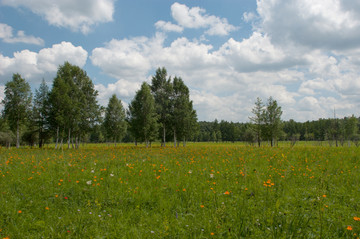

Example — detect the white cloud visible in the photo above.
[1,0,114,34]
[170,2,238,36]
[155,21,183,33]
[90,34,164,81]
[87,1,360,122]
[0,41,87,83]
[0,23,44,45]
[256,0,360,50]
[95,79,141,107]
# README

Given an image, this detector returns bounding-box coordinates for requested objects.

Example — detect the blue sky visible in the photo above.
[0,0,360,122]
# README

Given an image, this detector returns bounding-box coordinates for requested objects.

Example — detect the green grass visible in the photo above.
[1,143,360,238]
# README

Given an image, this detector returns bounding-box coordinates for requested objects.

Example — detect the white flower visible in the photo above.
[210,174,214,178]
[110,174,114,177]
[86,180,92,185]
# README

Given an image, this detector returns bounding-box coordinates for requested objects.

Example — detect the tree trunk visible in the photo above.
[67,128,71,149]
[163,124,166,147]
[55,126,59,149]
[39,126,43,148]
[183,137,186,147]
[174,129,177,147]
[16,120,20,148]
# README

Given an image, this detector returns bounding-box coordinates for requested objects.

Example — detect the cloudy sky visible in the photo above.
[0,0,359,122]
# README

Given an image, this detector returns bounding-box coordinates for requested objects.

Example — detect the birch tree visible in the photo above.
[2,73,32,148]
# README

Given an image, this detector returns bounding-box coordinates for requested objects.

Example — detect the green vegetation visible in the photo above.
[1,144,360,238]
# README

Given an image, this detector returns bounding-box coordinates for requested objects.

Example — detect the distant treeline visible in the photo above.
[195,116,359,146]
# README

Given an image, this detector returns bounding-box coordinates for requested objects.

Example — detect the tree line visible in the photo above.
[1,62,358,148]
[0,63,197,148]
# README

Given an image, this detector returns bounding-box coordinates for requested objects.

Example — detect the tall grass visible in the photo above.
[0,144,359,238]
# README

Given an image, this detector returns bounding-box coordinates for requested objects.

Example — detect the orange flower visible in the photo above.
[354,217,360,221]
[347,226,353,231]
[200,205,205,208]
[210,232,215,236]
[18,210,22,214]
[224,191,230,195]
[45,207,49,210]
[182,188,186,192]
[322,195,326,198]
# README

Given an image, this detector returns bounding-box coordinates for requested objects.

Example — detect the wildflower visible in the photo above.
[347,226,353,231]
[224,191,230,195]
[200,205,205,208]
[45,207,49,210]
[183,188,186,192]
[18,210,22,214]
[64,196,68,199]
[322,195,326,198]
[110,174,114,177]
[86,180,92,185]
[211,232,215,236]
[354,217,360,221]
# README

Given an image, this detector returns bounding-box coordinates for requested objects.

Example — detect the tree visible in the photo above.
[103,94,127,145]
[249,97,265,147]
[263,97,283,147]
[33,79,50,148]
[2,73,32,148]
[171,76,198,146]
[345,115,358,146]
[48,62,100,149]
[151,67,173,147]
[128,82,158,147]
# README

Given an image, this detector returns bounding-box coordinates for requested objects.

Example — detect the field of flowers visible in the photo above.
[0,143,359,238]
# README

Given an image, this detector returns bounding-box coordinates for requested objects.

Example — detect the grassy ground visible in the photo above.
[0,143,359,238]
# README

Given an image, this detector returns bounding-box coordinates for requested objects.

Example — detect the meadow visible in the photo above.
[0,143,359,238]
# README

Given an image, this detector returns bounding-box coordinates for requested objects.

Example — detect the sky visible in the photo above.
[0,0,359,122]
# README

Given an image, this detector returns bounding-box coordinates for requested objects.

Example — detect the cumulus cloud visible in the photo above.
[88,1,360,121]
[0,41,87,83]
[170,2,238,36]
[0,23,44,45]
[95,79,141,106]
[256,0,360,50]
[155,21,183,33]
[1,0,114,34]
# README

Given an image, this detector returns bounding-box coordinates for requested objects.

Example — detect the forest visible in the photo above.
[1,62,359,148]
